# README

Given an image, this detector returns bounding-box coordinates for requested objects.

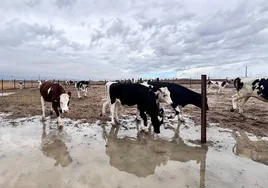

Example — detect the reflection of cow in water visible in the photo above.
[41,127,73,167]
[232,130,268,165]
[102,125,208,178]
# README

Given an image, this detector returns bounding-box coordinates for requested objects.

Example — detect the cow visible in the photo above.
[230,77,268,114]
[100,81,173,126]
[207,79,230,93]
[107,83,165,134]
[65,80,74,85]
[100,81,172,116]
[147,81,209,123]
[40,81,71,128]
[75,80,90,98]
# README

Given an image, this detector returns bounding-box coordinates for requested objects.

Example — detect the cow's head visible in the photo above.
[155,87,173,105]
[54,92,71,113]
[193,94,209,110]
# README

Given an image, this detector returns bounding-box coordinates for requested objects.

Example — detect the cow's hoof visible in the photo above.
[230,108,235,112]
[41,116,46,122]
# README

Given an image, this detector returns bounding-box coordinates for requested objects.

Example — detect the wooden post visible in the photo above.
[156,78,159,82]
[14,79,16,89]
[31,80,33,88]
[201,75,207,143]
[24,79,26,89]
[1,79,3,92]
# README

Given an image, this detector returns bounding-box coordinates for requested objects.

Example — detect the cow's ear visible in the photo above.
[67,91,71,97]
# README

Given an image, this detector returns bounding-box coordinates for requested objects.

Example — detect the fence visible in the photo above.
[1,78,234,92]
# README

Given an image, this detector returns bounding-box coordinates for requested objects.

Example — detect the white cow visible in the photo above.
[230,77,268,114]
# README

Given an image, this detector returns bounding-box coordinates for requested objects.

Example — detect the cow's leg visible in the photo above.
[110,103,117,125]
[238,97,250,114]
[231,93,246,112]
[100,98,109,116]
[50,105,54,115]
[138,107,148,132]
[114,101,120,124]
[41,96,46,120]
[207,85,210,93]
[77,89,81,99]
[135,106,141,121]
[53,105,62,128]
[218,87,222,94]
[84,86,88,97]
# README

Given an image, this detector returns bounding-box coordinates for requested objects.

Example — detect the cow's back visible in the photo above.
[40,81,65,102]
[110,83,152,106]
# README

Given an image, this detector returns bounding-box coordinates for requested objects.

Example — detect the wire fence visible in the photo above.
[1,77,234,92]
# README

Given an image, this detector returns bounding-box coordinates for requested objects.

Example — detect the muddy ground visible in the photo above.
[0,84,268,136]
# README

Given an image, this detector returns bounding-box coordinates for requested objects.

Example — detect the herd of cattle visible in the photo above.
[38,77,268,134]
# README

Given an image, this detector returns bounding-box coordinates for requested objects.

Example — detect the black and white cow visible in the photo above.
[147,81,209,123]
[230,77,268,114]
[207,79,230,93]
[65,80,75,85]
[100,81,173,124]
[107,83,165,134]
[75,81,90,98]
[40,81,71,128]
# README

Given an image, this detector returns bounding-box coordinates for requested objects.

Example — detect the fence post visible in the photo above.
[31,80,33,88]
[201,75,207,143]
[190,77,192,88]
[156,78,159,82]
[2,79,3,92]
[24,79,26,89]
[14,79,16,89]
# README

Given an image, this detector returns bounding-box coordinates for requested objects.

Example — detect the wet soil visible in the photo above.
[0,113,268,188]
[0,84,268,137]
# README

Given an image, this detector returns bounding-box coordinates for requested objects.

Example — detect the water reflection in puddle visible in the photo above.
[0,114,268,188]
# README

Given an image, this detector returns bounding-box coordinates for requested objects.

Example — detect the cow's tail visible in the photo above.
[233,77,240,91]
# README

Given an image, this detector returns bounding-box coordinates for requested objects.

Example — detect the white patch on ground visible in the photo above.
[0,92,15,97]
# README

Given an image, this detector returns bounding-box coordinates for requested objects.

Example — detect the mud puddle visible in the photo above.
[0,113,268,188]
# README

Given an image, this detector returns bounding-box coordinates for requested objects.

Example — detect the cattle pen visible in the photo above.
[1,75,268,188]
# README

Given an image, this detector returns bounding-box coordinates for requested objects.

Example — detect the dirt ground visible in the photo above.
[0,83,268,137]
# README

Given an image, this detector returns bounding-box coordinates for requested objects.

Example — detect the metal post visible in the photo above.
[190,77,192,88]
[201,75,207,143]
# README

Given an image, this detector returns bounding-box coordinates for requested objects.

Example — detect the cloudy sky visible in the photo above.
[0,0,268,80]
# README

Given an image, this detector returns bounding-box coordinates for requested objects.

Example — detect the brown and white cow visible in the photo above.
[40,81,71,128]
